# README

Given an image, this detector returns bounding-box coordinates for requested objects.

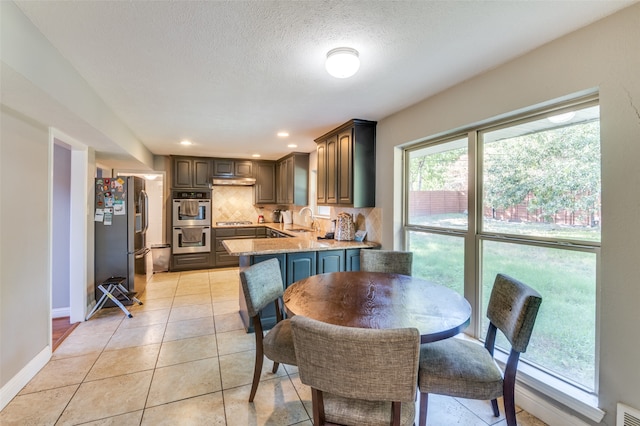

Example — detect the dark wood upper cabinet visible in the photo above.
[315,119,376,208]
[277,152,309,206]
[213,159,253,178]
[254,161,277,204]
[326,135,338,204]
[173,157,192,188]
[172,156,212,189]
[337,130,353,205]
[316,140,327,204]
[193,159,211,187]
[234,160,253,177]
[212,159,234,176]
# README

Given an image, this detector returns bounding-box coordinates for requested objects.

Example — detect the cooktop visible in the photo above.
[216,221,253,226]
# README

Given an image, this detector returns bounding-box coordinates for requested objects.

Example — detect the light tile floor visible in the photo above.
[1,268,548,425]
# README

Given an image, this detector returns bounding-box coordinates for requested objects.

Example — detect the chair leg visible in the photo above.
[491,398,500,417]
[391,401,402,426]
[272,361,280,374]
[419,392,428,426]
[311,388,326,425]
[248,349,263,402]
[503,349,521,425]
[249,319,265,402]
[503,388,517,426]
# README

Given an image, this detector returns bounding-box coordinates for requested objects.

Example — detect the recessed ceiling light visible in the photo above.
[287,144,298,148]
[277,132,289,137]
[252,154,261,158]
[326,47,360,78]
[180,140,192,146]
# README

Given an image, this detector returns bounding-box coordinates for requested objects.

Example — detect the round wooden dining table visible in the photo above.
[283,271,472,344]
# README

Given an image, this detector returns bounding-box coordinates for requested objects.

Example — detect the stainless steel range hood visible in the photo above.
[211,177,256,186]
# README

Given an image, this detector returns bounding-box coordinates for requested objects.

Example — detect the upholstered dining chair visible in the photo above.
[417,273,542,426]
[360,249,413,275]
[291,315,420,426]
[239,258,297,402]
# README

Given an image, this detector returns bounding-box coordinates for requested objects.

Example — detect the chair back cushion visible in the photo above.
[487,273,542,353]
[240,258,284,317]
[291,315,420,403]
[360,250,413,275]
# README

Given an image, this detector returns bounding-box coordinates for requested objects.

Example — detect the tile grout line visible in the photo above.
[138,275,174,425]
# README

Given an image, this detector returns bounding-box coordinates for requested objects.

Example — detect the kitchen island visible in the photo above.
[222,224,379,256]
[222,223,380,331]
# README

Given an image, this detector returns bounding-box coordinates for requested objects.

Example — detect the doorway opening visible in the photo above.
[50,129,89,351]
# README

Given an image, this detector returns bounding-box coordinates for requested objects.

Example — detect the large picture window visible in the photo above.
[404,97,600,393]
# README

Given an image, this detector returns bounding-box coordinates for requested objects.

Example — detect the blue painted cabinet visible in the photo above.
[345,249,361,271]
[287,252,316,287]
[239,248,369,332]
[317,250,345,273]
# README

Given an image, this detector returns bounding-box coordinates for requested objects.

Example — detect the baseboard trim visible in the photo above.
[52,307,70,318]
[517,384,591,426]
[0,346,51,411]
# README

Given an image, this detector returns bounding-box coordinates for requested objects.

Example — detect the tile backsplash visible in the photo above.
[211,186,382,243]
[312,207,382,244]
[211,186,263,223]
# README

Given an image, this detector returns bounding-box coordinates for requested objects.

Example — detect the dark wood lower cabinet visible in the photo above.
[214,227,267,268]
[171,252,213,271]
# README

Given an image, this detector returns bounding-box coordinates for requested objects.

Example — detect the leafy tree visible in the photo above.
[409,148,466,191]
[484,120,600,223]
[410,119,601,225]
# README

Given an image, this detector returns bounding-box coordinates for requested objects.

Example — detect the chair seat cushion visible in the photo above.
[418,338,503,400]
[263,319,297,366]
[325,393,415,426]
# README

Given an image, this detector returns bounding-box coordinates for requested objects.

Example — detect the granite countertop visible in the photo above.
[221,223,380,256]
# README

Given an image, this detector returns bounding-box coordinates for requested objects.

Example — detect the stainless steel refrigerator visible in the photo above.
[94,176,151,301]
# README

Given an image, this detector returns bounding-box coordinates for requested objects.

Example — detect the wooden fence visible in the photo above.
[409,190,599,226]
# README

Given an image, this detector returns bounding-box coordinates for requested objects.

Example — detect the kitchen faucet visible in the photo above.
[298,206,317,230]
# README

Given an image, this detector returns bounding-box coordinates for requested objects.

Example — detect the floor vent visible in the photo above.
[618,403,640,426]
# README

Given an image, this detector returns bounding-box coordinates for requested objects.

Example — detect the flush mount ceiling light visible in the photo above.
[325,47,360,78]
[180,140,192,146]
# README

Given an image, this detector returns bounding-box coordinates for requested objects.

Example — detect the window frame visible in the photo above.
[402,94,603,419]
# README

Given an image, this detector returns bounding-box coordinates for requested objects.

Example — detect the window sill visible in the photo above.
[493,351,605,423]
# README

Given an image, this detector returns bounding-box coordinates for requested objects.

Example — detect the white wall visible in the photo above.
[0,1,154,170]
[0,107,51,389]
[377,4,640,424]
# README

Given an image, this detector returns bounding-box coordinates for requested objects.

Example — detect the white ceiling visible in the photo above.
[13,0,635,165]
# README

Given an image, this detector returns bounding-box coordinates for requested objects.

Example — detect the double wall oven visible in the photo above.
[172,191,211,254]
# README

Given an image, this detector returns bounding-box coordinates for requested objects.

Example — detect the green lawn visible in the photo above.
[411,213,601,242]
[408,228,596,390]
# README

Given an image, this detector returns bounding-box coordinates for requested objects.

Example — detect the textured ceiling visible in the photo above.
[13,0,635,164]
